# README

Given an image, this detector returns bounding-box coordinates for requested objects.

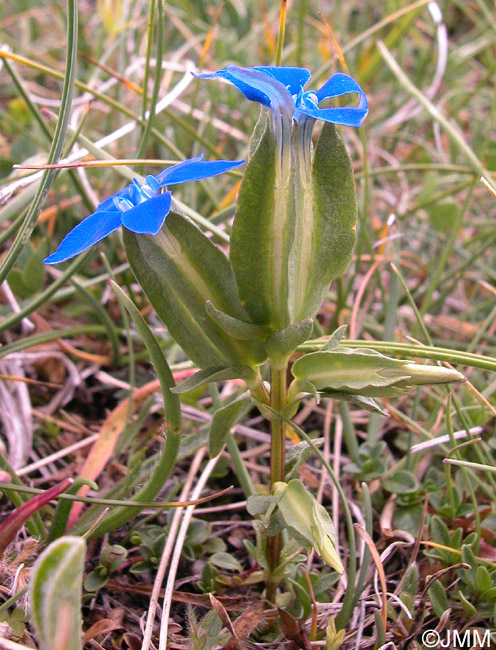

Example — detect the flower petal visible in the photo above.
[156,156,244,187]
[315,72,367,106]
[44,210,123,264]
[295,105,368,127]
[120,191,172,235]
[295,72,368,127]
[254,66,311,94]
[197,65,295,118]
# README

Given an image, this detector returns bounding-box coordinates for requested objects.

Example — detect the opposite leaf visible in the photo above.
[265,318,314,367]
[272,479,343,573]
[172,366,256,395]
[30,536,85,650]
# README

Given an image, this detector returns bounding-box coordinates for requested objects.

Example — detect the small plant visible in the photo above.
[3,1,494,646]
[43,61,464,621]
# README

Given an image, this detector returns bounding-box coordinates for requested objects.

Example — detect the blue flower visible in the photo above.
[44,155,244,264]
[197,66,368,128]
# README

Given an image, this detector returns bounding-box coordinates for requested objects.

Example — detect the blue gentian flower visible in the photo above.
[44,155,244,264]
[197,66,368,128]
[197,66,367,181]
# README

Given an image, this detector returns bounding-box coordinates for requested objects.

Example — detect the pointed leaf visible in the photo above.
[320,325,348,350]
[246,495,273,516]
[291,349,411,392]
[172,366,256,395]
[319,391,388,415]
[209,552,243,573]
[109,281,181,429]
[265,319,313,366]
[205,300,270,341]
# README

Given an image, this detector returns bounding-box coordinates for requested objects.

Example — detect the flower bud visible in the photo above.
[401,363,465,386]
[290,348,465,401]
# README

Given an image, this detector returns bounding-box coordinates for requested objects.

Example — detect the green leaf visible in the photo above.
[197,561,219,594]
[383,470,419,494]
[320,325,348,350]
[285,440,318,480]
[428,580,449,619]
[265,319,313,367]
[290,123,357,323]
[274,479,343,573]
[205,300,270,341]
[30,536,85,650]
[458,589,477,617]
[319,391,388,415]
[209,552,243,573]
[84,570,108,592]
[209,394,250,458]
[172,366,256,395]
[0,608,27,638]
[476,565,492,594]
[9,242,48,298]
[124,213,266,370]
[400,564,418,613]
[292,348,464,398]
[21,241,48,294]
[47,478,98,543]
[430,515,451,546]
[246,495,273,516]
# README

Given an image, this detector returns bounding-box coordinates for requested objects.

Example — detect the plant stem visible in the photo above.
[267,363,287,602]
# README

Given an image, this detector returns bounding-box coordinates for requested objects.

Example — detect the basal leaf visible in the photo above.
[30,536,85,650]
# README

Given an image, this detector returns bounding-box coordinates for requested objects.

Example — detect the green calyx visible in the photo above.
[124,213,267,371]
[230,115,357,331]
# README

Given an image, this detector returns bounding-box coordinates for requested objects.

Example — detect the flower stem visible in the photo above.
[266,363,287,602]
